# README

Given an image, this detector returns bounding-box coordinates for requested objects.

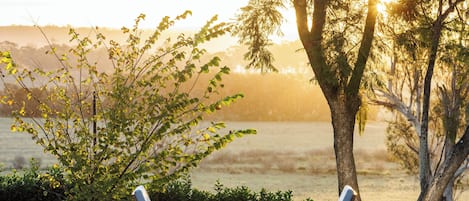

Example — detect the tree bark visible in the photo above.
[329,93,361,201]
[439,75,461,201]
[418,4,447,197]
[421,127,469,201]
[442,178,454,201]
[418,22,441,200]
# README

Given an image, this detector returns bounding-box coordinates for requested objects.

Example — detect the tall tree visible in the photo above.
[390,0,468,200]
[418,0,468,199]
[232,1,379,200]
[373,0,468,200]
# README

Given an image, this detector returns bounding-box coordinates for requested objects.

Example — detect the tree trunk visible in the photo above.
[421,127,469,201]
[418,14,444,201]
[417,1,464,199]
[329,92,361,201]
[442,138,456,201]
[438,74,460,201]
[442,178,454,201]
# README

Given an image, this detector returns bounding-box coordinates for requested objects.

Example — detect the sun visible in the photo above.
[377,0,395,18]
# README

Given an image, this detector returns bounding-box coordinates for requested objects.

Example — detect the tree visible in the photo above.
[387,1,468,200]
[0,13,255,200]
[374,49,469,200]
[372,0,468,200]
[231,0,379,200]
[418,0,469,197]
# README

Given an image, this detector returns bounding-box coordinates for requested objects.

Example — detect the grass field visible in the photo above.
[0,118,467,200]
[0,118,57,168]
[189,121,468,201]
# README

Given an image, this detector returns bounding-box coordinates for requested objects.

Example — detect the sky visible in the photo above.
[1,0,298,41]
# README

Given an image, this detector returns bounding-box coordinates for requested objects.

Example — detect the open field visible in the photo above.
[1,118,468,200]
[0,118,57,167]
[190,171,422,201]
[189,121,468,201]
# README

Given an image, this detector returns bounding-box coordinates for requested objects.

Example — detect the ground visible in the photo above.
[1,119,467,200]
[189,121,468,201]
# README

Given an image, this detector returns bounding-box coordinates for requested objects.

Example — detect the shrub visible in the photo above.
[1,12,255,201]
[0,173,313,201]
[151,177,211,201]
[0,161,66,201]
[149,178,303,201]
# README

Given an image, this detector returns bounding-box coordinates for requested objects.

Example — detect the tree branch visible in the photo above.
[293,0,310,44]
[347,0,378,96]
[422,126,469,201]
[294,0,336,91]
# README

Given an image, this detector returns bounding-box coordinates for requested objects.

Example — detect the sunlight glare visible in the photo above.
[377,0,395,19]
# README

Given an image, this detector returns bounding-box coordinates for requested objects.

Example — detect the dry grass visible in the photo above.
[190,121,469,201]
[201,147,396,175]
[190,170,422,201]
[1,119,468,200]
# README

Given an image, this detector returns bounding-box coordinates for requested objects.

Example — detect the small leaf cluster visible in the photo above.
[1,12,255,201]
[231,0,285,73]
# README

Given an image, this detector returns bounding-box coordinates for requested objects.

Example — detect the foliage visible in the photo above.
[375,0,468,170]
[0,172,309,201]
[230,0,285,73]
[233,0,376,88]
[150,177,302,201]
[0,12,255,201]
[0,159,66,201]
[371,0,468,200]
[385,116,420,174]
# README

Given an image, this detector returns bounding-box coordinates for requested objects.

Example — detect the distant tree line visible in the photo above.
[0,41,379,121]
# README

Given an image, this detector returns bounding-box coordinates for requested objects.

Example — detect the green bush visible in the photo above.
[149,177,311,201]
[1,168,314,201]
[1,12,255,200]
[0,160,66,201]
[151,178,211,201]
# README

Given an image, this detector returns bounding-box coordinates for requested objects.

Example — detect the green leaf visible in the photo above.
[200,65,209,73]
[215,74,222,81]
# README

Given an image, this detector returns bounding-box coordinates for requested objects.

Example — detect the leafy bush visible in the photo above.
[0,160,66,201]
[151,178,211,201]
[1,12,255,201]
[0,171,313,201]
[148,178,306,201]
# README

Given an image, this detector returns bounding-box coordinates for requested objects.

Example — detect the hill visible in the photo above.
[0,25,381,121]
[0,25,237,53]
